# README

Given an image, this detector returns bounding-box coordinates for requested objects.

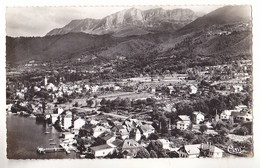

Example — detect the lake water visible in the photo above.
[7,113,78,159]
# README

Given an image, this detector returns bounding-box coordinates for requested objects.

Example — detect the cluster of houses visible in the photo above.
[220,105,253,123]
[55,110,225,158]
[45,103,253,158]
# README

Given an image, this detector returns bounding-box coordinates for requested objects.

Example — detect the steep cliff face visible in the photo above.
[46,8,198,37]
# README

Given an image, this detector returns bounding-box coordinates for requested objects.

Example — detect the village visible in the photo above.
[6,58,253,158]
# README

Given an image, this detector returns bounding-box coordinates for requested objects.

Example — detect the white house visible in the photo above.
[235,105,248,111]
[33,86,41,92]
[93,126,108,138]
[176,115,191,130]
[111,125,129,140]
[16,92,25,99]
[46,83,58,92]
[98,132,116,145]
[91,85,99,92]
[90,144,115,158]
[57,107,64,115]
[74,118,86,130]
[192,111,205,124]
[90,119,99,125]
[84,84,90,91]
[6,104,12,111]
[114,86,121,91]
[51,114,59,125]
[61,112,73,130]
[189,85,197,94]
[135,129,142,141]
[62,132,75,140]
[232,85,243,93]
[178,144,201,158]
[122,139,141,158]
[235,112,253,122]
[138,124,155,138]
[158,139,171,150]
[220,110,233,120]
[200,143,224,158]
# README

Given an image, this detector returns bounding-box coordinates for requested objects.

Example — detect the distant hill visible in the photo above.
[179,5,251,33]
[46,8,198,37]
[6,32,175,65]
[6,33,125,64]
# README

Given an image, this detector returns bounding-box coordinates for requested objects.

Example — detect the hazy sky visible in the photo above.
[6,6,223,37]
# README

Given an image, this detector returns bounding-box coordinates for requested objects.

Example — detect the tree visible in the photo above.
[135,147,150,158]
[73,101,79,107]
[234,126,249,135]
[150,150,158,158]
[87,99,94,107]
[42,101,46,113]
[199,124,208,134]
[147,140,163,154]
[120,98,131,108]
[100,98,107,106]
[159,115,169,134]
[149,133,159,140]
[219,127,229,136]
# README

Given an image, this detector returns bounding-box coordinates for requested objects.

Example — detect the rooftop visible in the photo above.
[90,144,114,151]
[122,139,140,149]
[183,144,201,155]
[178,115,191,121]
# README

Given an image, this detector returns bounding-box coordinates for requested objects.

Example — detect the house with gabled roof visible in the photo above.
[98,132,116,145]
[158,138,171,150]
[111,125,129,140]
[200,143,224,158]
[192,111,205,124]
[90,144,115,158]
[74,118,86,130]
[60,111,73,130]
[176,115,191,130]
[234,112,253,123]
[220,110,233,120]
[93,125,108,138]
[178,144,201,158]
[121,139,141,158]
[109,139,123,148]
[138,124,155,138]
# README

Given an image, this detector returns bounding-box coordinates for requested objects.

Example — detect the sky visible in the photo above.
[6,6,223,37]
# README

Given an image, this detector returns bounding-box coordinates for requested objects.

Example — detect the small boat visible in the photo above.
[44,131,50,134]
[49,139,54,141]
[50,143,57,145]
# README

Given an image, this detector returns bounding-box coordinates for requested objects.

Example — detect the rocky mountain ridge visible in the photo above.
[46,8,198,37]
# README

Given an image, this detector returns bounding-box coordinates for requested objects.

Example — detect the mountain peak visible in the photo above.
[46,7,198,36]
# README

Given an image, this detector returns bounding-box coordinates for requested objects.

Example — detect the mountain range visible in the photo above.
[46,8,199,37]
[6,5,252,67]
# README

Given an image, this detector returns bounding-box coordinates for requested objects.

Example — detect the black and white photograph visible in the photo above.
[4,4,254,161]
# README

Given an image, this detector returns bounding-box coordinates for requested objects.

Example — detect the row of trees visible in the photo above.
[99,97,157,113]
[175,92,252,117]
